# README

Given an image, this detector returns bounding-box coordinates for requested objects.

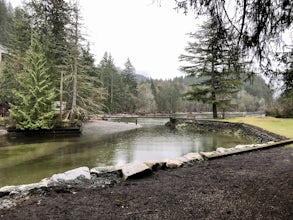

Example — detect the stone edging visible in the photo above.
[166,119,287,143]
[1,120,292,209]
[0,129,7,136]
[1,139,292,204]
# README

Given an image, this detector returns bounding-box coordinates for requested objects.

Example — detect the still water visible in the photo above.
[0,118,252,186]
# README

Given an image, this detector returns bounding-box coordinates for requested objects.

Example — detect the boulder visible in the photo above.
[216,147,230,153]
[176,156,190,163]
[121,162,152,180]
[90,166,122,186]
[183,152,204,162]
[0,130,7,136]
[48,166,91,186]
[234,144,254,149]
[165,159,184,168]
[200,151,218,159]
[0,181,48,196]
[144,160,166,170]
[90,166,122,176]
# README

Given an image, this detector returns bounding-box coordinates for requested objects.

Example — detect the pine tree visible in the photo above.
[180,17,243,118]
[0,0,13,46]
[98,52,121,113]
[150,79,159,111]
[27,0,72,115]
[0,7,32,104]
[9,39,56,130]
[75,44,105,118]
[176,0,293,82]
[121,58,138,113]
[28,0,71,84]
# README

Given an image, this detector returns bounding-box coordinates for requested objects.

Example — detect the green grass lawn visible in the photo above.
[224,117,293,148]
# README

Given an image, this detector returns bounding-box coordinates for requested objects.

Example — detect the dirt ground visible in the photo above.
[0,146,292,220]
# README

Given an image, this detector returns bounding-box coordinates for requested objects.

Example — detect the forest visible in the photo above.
[0,0,291,130]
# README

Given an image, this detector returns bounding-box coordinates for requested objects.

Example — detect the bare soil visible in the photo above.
[0,146,292,220]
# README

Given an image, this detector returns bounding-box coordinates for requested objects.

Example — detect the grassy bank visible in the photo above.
[224,117,293,148]
[223,117,293,138]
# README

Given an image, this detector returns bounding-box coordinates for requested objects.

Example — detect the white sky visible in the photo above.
[9,0,197,79]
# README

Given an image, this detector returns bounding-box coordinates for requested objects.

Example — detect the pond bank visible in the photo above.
[0,119,292,219]
[0,120,141,137]
[1,119,292,208]
[1,146,292,219]
[166,119,288,142]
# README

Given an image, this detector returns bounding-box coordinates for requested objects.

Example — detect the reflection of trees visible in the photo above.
[0,142,67,169]
[0,141,70,186]
[111,130,139,165]
[0,122,255,186]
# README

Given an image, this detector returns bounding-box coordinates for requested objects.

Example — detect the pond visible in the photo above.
[0,118,253,186]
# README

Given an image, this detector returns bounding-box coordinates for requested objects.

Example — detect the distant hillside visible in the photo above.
[116,67,148,82]
[134,73,148,82]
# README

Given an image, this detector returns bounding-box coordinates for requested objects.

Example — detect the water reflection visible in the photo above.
[0,119,252,186]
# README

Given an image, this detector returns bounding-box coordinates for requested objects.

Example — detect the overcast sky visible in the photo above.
[9,0,197,79]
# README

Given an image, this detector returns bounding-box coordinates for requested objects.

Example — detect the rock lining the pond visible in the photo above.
[1,138,292,209]
[46,166,91,187]
[166,119,287,143]
[200,139,293,159]
[0,151,204,200]
[121,162,152,180]
[0,129,7,136]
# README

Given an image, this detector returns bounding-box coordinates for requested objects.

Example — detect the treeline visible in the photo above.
[0,0,287,130]
[0,0,141,129]
[137,75,273,115]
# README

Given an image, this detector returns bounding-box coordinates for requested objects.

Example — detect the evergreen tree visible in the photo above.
[98,52,121,113]
[68,2,80,120]
[75,44,105,118]
[0,0,13,46]
[121,58,138,113]
[150,79,159,111]
[8,7,31,54]
[0,7,31,104]
[176,0,293,85]
[9,39,56,130]
[27,0,72,90]
[281,49,293,94]
[275,49,293,117]
[180,17,243,118]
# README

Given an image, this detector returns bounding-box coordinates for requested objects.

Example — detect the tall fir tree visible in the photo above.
[0,0,13,46]
[180,17,243,118]
[9,39,56,130]
[74,44,105,118]
[27,0,72,95]
[98,52,120,113]
[0,7,32,103]
[121,58,138,113]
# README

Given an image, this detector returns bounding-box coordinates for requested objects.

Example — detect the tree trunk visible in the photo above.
[212,103,218,119]
[212,92,218,118]
[71,6,79,121]
[71,56,77,120]
[59,72,63,121]
[110,72,113,104]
